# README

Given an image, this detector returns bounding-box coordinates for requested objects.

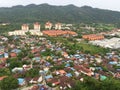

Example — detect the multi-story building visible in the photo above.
[8,22,42,36]
[21,24,29,30]
[45,21,52,30]
[55,23,62,30]
[34,22,41,30]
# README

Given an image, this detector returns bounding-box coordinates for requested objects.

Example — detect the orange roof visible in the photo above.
[0,76,7,81]
[82,34,104,40]
[59,70,66,74]
[10,52,17,57]
[42,30,77,36]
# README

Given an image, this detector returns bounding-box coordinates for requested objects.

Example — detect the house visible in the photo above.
[30,76,42,84]
[32,57,41,62]
[12,67,23,73]
[0,58,7,64]
[11,49,21,54]
[56,70,66,75]
[30,85,39,90]
[47,78,60,86]
[0,46,5,53]
[114,72,120,78]
[10,52,17,57]
[62,52,68,58]
[74,65,94,76]
[23,65,32,71]
[100,75,107,81]
[66,73,72,77]
[59,76,75,90]
[17,78,26,86]
[45,75,53,81]
[0,63,6,68]
[25,77,32,84]
[4,52,9,58]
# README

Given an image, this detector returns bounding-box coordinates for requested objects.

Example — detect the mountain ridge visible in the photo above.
[0,4,120,23]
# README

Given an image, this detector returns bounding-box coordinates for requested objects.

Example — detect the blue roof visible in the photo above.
[18,78,24,85]
[66,73,72,77]
[95,67,102,70]
[46,62,50,66]
[71,67,75,71]
[32,57,40,61]
[11,49,21,53]
[45,75,53,79]
[109,61,117,65]
[100,75,107,81]
[65,63,70,67]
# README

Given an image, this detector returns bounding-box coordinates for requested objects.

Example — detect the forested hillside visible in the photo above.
[0,4,120,23]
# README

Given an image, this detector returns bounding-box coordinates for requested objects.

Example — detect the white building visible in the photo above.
[89,38,120,49]
[8,22,43,36]
[55,23,62,30]
[45,21,52,30]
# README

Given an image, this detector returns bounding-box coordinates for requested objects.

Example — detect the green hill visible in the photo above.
[0,4,120,23]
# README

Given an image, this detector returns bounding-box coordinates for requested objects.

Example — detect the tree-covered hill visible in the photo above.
[0,4,120,23]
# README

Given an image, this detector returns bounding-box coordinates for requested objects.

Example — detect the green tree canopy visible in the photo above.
[0,76,18,90]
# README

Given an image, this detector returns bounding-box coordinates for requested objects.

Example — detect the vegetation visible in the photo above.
[48,37,109,55]
[0,4,120,24]
[68,77,120,90]
[0,76,18,90]
[0,68,11,76]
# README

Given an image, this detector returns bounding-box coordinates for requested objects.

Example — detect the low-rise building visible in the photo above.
[82,34,104,40]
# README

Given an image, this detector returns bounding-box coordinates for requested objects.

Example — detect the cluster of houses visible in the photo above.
[0,35,120,90]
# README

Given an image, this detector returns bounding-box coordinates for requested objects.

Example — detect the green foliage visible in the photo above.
[25,31,31,35]
[25,68,39,78]
[0,4,120,24]
[0,68,11,76]
[9,61,22,69]
[68,77,120,90]
[50,64,65,71]
[0,76,18,90]
[0,23,21,34]
[41,48,54,56]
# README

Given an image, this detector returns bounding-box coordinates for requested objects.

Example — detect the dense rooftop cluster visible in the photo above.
[0,35,120,90]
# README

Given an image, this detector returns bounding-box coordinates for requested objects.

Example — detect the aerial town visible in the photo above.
[0,20,120,90]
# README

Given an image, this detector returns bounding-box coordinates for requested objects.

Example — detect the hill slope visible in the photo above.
[0,4,120,23]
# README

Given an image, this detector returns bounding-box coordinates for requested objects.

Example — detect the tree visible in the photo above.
[0,76,18,90]
[25,31,31,36]
[9,61,22,69]
[25,68,39,78]
[0,68,11,76]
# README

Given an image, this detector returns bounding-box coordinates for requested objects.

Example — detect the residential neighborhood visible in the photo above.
[0,22,120,90]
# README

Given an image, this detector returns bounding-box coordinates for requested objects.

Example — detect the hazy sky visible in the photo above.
[0,0,120,11]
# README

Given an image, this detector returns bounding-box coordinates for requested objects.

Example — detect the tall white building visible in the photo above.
[21,24,29,30]
[34,22,41,30]
[45,21,52,30]
[8,22,42,36]
[55,23,62,30]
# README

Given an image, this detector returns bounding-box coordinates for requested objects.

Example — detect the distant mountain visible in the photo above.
[0,4,120,23]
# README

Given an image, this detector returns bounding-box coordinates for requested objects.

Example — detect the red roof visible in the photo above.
[10,52,17,57]
[42,30,77,36]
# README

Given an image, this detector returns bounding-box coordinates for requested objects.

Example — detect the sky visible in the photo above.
[0,0,120,11]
